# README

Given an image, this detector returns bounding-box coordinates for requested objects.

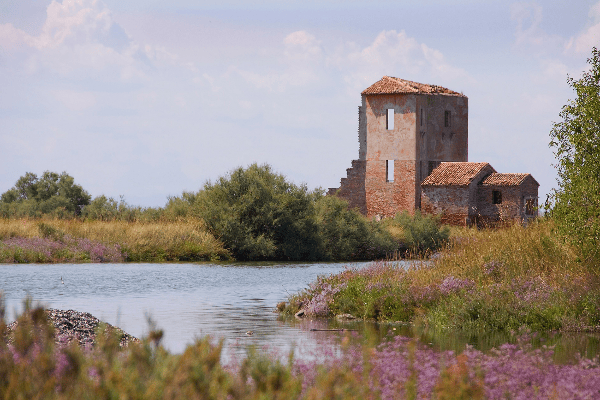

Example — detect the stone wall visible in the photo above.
[476,176,539,225]
[421,185,471,226]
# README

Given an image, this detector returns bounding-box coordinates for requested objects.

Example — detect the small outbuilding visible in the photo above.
[421,162,539,226]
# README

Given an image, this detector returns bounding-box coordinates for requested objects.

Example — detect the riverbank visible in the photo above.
[281,219,600,333]
[3,304,600,399]
[0,212,448,263]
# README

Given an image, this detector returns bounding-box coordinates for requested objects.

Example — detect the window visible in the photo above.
[420,107,423,126]
[492,190,502,204]
[525,198,537,216]
[444,110,451,127]
[386,109,394,130]
[386,160,394,182]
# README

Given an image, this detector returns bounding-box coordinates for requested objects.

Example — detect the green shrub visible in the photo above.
[392,211,449,256]
[315,196,397,260]
[549,47,600,262]
[82,195,163,222]
[193,163,324,261]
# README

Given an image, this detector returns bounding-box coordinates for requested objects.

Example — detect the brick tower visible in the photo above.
[328,76,468,218]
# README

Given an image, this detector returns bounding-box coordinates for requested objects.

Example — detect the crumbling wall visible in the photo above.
[421,185,471,226]
[328,160,367,214]
[476,177,539,226]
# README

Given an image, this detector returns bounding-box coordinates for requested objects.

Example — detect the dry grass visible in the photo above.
[0,218,230,262]
[408,218,587,288]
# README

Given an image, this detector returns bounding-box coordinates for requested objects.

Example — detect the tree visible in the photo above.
[0,171,91,217]
[549,47,600,260]
[193,163,324,261]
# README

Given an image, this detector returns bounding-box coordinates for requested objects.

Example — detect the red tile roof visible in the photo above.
[422,162,494,186]
[480,173,538,186]
[362,76,465,96]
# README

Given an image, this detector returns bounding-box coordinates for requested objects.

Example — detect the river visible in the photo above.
[3,261,599,363]
[1,261,381,359]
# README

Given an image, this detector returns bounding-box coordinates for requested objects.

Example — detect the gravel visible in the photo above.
[6,308,140,348]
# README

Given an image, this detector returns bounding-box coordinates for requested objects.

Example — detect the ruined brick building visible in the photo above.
[328,76,539,226]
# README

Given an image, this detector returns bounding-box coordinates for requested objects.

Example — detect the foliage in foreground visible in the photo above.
[283,219,600,332]
[3,304,600,399]
[549,46,600,261]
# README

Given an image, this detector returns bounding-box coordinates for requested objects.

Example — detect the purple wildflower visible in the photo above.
[439,276,475,295]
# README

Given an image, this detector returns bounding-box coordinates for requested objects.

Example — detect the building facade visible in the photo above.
[420,162,539,226]
[328,76,539,225]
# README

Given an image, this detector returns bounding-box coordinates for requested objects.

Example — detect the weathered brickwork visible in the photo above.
[421,163,496,226]
[328,160,367,214]
[328,76,539,225]
[475,174,539,226]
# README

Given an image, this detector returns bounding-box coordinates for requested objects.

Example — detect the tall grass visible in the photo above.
[282,219,600,332]
[0,218,230,262]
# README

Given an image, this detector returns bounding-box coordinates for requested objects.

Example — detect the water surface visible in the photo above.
[1,261,377,358]
[3,261,599,363]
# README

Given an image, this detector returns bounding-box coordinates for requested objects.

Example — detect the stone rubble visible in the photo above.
[6,308,140,348]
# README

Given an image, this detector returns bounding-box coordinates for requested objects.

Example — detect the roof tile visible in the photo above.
[422,162,494,186]
[480,173,537,186]
[362,76,465,96]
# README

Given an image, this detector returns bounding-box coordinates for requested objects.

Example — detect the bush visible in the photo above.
[193,164,324,261]
[315,196,397,260]
[82,195,163,222]
[392,211,450,256]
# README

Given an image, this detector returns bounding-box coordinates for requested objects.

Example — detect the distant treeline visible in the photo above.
[0,165,449,261]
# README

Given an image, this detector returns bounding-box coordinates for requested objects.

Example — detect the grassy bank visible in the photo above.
[0,209,450,263]
[0,218,230,262]
[281,219,600,332]
[3,304,600,399]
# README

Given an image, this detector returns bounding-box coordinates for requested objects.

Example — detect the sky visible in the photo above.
[1,0,599,208]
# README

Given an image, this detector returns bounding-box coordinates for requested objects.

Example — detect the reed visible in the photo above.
[0,218,230,262]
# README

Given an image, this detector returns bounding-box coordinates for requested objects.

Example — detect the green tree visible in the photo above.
[0,171,91,217]
[549,47,600,260]
[194,163,324,261]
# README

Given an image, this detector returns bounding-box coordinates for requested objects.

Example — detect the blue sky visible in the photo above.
[1,0,599,207]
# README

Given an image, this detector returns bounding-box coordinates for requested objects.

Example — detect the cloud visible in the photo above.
[510,2,544,46]
[332,30,470,94]
[572,1,600,53]
[0,0,173,81]
[283,30,323,64]
[0,23,30,50]
[229,28,469,97]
